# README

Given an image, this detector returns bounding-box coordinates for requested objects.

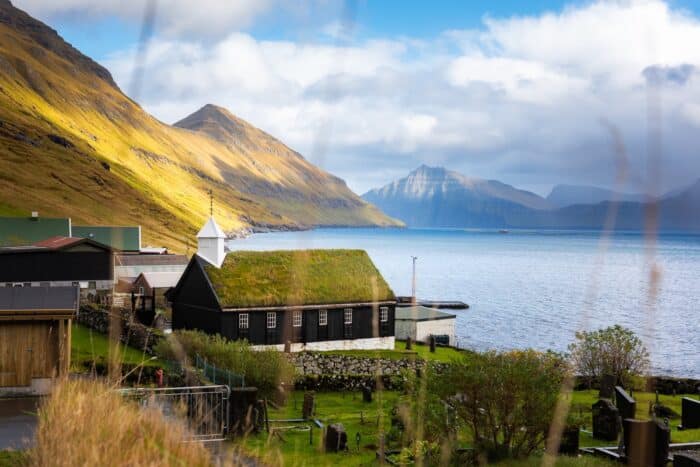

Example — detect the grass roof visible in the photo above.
[203,249,395,308]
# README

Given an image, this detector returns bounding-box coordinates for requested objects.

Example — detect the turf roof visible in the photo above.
[203,249,395,308]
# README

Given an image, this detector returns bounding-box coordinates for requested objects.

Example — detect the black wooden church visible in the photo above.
[169,217,396,351]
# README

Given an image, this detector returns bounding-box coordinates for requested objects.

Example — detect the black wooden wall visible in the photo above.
[0,251,113,282]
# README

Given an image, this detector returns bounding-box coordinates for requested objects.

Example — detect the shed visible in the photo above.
[0,286,77,395]
[133,271,183,306]
[394,305,456,346]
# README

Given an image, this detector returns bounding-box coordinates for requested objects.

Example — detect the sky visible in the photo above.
[12,0,700,196]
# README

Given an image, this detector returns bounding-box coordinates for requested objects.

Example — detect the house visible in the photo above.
[394,305,456,346]
[0,286,77,395]
[133,271,183,307]
[0,236,114,295]
[170,217,397,351]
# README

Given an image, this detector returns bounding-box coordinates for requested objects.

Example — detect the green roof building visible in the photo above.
[72,226,141,252]
[0,215,70,246]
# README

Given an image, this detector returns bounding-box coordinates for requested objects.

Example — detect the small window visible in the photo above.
[380,306,389,322]
[71,281,80,288]
[88,281,97,290]
[239,313,249,329]
[40,282,50,287]
[267,312,276,329]
[344,308,353,324]
[319,309,327,326]
[138,286,144,295]
[292,310,302,327]
[23,282,31,288]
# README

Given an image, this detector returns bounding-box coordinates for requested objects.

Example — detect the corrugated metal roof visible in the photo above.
[0,286,78,311]
[137,271,182,288]
[33,236,84,248]
[395,305,456,322]
[116,254,188,266]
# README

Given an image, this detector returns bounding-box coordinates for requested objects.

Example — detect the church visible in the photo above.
[169,217,396,351]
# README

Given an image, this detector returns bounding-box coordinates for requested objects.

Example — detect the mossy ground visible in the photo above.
[71,323,159,370]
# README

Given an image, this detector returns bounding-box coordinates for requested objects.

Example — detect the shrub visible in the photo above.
[155,330,295,397]
[31,380,211,467]
[567,324,650,388]
[420,350,566,462]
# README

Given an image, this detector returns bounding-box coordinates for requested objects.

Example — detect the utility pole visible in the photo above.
[411,256,418,304]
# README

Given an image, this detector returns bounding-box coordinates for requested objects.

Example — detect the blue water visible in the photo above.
[229,228,700,378]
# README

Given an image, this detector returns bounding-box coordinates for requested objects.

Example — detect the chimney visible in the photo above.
[196,217,226,267]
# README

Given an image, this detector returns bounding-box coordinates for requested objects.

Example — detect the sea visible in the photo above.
[229,228,700,378]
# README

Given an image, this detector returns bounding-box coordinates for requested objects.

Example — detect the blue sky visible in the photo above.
[13,0,700,195]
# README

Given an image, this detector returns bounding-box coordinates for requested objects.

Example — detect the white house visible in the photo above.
[394,305,456,346]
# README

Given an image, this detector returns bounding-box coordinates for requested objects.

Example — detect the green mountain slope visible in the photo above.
[0,0,400,251]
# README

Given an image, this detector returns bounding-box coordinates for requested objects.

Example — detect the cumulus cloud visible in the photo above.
[65,1,700,193]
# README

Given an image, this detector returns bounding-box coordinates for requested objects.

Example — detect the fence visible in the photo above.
[119,385,230,441]
[194,354,245,388]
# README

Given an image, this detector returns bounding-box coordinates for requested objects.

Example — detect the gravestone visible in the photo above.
[615,386,636,421]
[592,399,621,441]
[284,340,291,353]
[229,387,259,435]
[429,335,436,353]
[406,337,412,350]
[680,397,700,430]
[302,391,315,419]
[558,426,580,455]
[362,385,373,403]
[325,423,348,452]
[599,374,616,399]
[674,452,700,467]
[623,419,670,467]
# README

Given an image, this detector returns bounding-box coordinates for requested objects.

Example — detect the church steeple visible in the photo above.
[196,216,226,267]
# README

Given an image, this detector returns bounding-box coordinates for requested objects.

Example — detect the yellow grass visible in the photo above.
[31,379,212,467]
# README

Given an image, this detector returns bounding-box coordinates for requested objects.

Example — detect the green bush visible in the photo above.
[155,330,295,397]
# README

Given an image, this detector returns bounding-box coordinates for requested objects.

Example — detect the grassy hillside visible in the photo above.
[0,1,399,252]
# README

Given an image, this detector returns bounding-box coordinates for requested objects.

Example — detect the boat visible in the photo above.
[498,229,509,234]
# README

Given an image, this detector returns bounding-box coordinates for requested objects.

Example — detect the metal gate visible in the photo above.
[119,385,230,441]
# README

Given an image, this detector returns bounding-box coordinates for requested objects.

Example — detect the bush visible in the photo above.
[31,380,211,466]
[567,325,649,388]
[420,350,566,462]
[155,330,295,397]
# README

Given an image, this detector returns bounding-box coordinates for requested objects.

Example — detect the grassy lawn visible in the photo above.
[318,340,468,363]
[570,389,700,445]
[0,450,27,467]
[236,390,401,466]
[71,323,159,369]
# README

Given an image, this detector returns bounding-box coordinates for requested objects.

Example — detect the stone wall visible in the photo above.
[76,305,164,355]
[288,351,423,376]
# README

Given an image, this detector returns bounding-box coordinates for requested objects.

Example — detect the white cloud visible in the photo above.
[94,0,700,193]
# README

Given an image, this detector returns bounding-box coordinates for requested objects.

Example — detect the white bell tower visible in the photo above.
[197,217,226,267]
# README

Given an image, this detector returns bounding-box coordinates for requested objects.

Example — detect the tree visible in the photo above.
[567,324,649,388]
[421,350,566,462]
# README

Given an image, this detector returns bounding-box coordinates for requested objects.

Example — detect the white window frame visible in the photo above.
[266,312,276,329]
[138,286,145,295]
[239,313,249,329]
[344,308,353,324]
[319,309,327,326]
[380,306,389,323]
[292,310,302,327]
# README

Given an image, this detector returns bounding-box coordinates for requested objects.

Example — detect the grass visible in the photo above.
[71,323,159,370]
[0,450,27,467]
[320,340,469,363]
[237,390,401,467]
[31,380,212,466]
[570,389,700,445]
[205,250,395,307]
[496,456,618,466]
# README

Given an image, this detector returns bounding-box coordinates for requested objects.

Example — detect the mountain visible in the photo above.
[364,166,700,231]
[362,165,550,228]
[0,1,399,251]
[547,184,646,208]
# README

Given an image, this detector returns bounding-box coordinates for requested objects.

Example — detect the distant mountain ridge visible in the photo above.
[0,1,400,251]
[363,166,700,231]
[546,184,646,208]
